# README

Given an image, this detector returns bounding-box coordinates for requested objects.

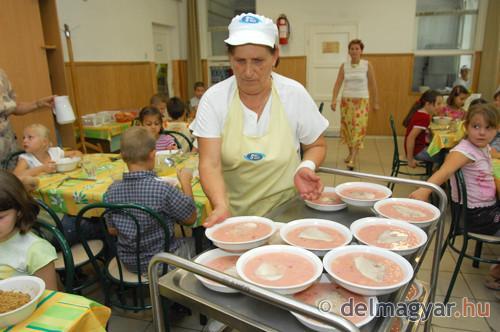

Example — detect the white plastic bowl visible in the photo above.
[236,245,323,295]
[290,274,378,332]
[280,219,352,256]
[335,182,392,207]
[0,276,45,328]
[432,116,452,126]
[194,249,241,293]
[350,217,428,256]
[323,245,413,296]
[304,187,347,212]
[55,157,81,173]
[205,216,276,252]
[373,198,440,228]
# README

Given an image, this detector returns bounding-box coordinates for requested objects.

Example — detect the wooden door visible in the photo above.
[0,0,57,144]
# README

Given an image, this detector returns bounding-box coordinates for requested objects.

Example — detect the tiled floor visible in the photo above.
[84,137,499,332]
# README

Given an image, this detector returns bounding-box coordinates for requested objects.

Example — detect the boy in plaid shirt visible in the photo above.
[104,127,196,274]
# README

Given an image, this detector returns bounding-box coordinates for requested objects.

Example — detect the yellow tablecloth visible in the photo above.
[0,290,110,332]
[35,153,211,227]
[83,122,130,140]
[427,122,465,156]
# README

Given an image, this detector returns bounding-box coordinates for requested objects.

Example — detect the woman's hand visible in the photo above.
[37,95,55,109]
[330,101,337,112]
[294,168,323,200]
[409,188,431,202]
[203,206,231,228]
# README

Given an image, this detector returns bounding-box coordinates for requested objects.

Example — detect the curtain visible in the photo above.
[187,0,202,102]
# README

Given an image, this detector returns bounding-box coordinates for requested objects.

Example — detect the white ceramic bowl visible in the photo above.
[373,198,440,228]
[205,216,276,252]
[304,187,347,212]
[0,276,45,328]
[335,182,392,207]
[194,249,241,293]
[280,219,352,256]
[405,279,424,302]
[290,274,377,332]
[432,116,452,126]
[55,157,81,173]
[236,245,323,295]
[350,217,428,256]
[323,245,413,296]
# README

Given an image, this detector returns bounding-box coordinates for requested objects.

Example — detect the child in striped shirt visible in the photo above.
[138,106,177,151]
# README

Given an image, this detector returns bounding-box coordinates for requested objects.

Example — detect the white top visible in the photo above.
[190,72,329,150]
[342,59,369,98]
[452,78,470,89]
[19,147,65,168]
[190,96,200,108]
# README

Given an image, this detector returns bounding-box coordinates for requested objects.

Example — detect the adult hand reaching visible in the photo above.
[294,168,323,200]
[203,206,231,228]
[37,95,55,109]
[330,102,336,112]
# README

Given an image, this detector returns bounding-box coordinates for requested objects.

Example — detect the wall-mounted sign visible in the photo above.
[322,41,339,54]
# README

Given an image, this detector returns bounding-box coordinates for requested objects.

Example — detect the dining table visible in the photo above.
[82,122,131,152]
[34,152,211,227]
[0,290,111,332]
[427,121,465,157]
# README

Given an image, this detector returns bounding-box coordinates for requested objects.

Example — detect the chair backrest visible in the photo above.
[32,219,75,292]
[36,199,64,231]
[162,130,193,152]
[75,202,171,285]
[318,102,324,114]
[1,150,25,170]
[389,114,400,161]
[450,169,468,232]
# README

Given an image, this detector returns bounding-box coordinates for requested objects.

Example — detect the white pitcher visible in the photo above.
[53,96,76,124]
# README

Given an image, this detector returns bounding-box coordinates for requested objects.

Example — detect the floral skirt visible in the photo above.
[340,97,369,149]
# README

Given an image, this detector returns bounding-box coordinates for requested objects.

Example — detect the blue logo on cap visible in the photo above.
[243,152,265,161]
[240,15,261,24]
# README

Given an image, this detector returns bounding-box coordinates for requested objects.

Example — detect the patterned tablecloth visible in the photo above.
[427,121,465,156]
[83,122,130,140]
[34,153,211,227]
[0,290,110,332]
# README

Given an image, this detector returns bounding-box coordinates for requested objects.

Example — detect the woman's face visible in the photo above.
[141,114,162,138]
[454,93,469,108]
[466,114,497,148]
[229,44,278,96]
[22,128,48,153]
[0,209,17,241]
[348,44,363,61]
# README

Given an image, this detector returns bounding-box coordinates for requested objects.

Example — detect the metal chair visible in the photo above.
[1,150,25,170]
[388,114,432,190]
[440,170,500,303]
[32,219,75,292]
[75,202,172,312]
[162,130,194,152]
[36,199,105,294]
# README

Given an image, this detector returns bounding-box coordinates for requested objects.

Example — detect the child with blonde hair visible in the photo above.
[13,124,81,177]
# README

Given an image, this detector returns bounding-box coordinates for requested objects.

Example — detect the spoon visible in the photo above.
[164,157,175,167]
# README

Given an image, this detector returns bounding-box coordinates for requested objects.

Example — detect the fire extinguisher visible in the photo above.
[277,14,290,45]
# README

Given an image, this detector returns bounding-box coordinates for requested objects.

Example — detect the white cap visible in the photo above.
[224,13,278,48]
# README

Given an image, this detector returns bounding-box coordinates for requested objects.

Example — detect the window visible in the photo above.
[412,0,479,92]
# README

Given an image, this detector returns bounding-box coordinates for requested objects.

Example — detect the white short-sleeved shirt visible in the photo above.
[190,73,329,150]
[19,147,65,168]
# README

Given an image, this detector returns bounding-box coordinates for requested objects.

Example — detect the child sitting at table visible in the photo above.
[165,97,194,152]
[13,124,82,177]
[104,127,197,275]
[150,93,169,120]
[441,85,470,120]
[403,89,443,168]
[0,170,58,289]
[138,106,177,151]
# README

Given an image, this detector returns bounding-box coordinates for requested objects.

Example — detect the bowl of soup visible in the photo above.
[304,187,347,212]
[205,216,276,252]
[193,249,241,293]
[373,198,440,228]
[405,280,424,302]
[335,182,392,207]
[291,274,377,331]
[0,276,45,328]
[350,217,428,256]
[236,245,323,295]
[55,157,81,173]
[323,245,413,296]
[280,219,352,256]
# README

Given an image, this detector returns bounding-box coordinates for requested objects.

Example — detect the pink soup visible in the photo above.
[356,225,421,250]
[206,256,239,277]
[293,282,368,324]
[211,221,272,243]
[310,192,343,205]
[243,252,316,287]
[286,226,347,249]
[378,202,435,222]
[339,187,387,200]
[405,282,418,301]
[331,253,404,287]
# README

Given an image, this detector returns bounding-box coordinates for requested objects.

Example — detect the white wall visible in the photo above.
[56,0,187,61]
